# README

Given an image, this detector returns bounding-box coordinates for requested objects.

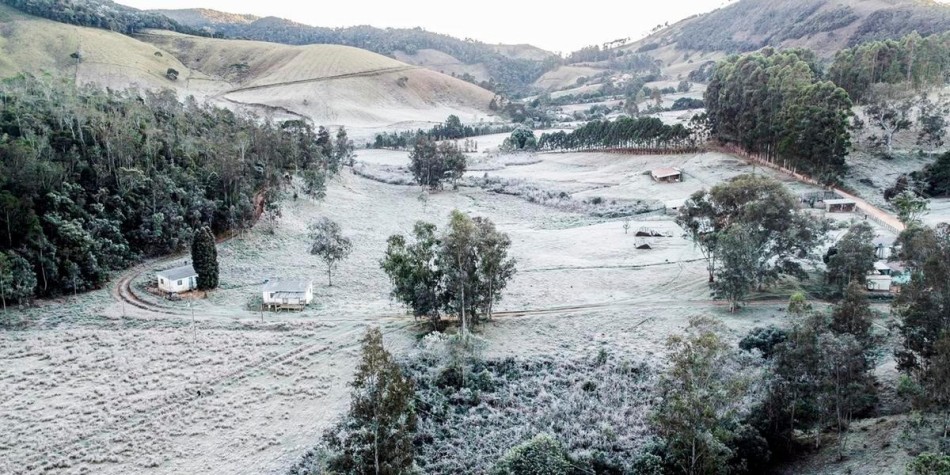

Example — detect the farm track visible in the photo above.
[219,65,418,97]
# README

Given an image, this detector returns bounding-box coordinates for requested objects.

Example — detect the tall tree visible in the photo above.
[712,224,763,312]
[831,281,875,349]
[825,222,876,292]
[472,217,516,320]
[309,218,353,286]
[440,210,478,334]
[380,222,443,324]
[334,126,355,167]
[325,327,416,474]
[191,226,218,290]
[652,318,752,475]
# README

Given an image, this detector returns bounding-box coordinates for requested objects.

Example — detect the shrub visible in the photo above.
[492,434,573,475]
[739,326,788,359]
[165,68,179,80]
[908,453,950,475]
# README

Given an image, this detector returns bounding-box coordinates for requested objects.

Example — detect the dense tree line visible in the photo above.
[0,75,340,300]
[828,31,950,102]
[0,0,206,36]
[705,49,853,181]
[537,117,696,152]
[371,115,517,150]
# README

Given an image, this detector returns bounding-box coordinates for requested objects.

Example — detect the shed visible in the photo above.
[873,237,895,260]
[262,279,314,311]
[665,199,686,215]
[156,264,198,294]
[873,261,892,276]
[823,198,857,213]
[651,167,682,183]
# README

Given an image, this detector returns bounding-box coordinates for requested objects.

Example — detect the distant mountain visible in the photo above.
[152,8,560,96]
[626,0,950,62]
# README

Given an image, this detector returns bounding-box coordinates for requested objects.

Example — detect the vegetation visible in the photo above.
[677,174,828,307]
[829,32,950,101]
[492,434,573,475]
[190,226,218,290]
[308,218,353,287]
[499,127,537,152]
[705,49,853,181]
[824,222,876,293]
[323,327,417,474]
[651,318,755,473]
[405,333,654,473]
[407,138,466,190]
[381,211,516,329]
[0,75,338,300]
[0,0,206,35]
[372,115,517,150]
[537,117,695,152]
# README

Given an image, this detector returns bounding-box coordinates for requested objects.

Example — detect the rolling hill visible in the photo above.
[153,8,558,96]
[0,3,497,137]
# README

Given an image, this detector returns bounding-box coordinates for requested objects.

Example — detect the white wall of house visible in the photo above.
[262,283,314,306]
[157,275,197,294]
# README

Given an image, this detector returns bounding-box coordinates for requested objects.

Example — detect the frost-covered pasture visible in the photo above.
[0,149,820,474]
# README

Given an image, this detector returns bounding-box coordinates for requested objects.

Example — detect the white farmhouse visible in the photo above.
[262,279,314,311]
[156,264,198,294]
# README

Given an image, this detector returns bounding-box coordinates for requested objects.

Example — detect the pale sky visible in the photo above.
[116,0,738,54]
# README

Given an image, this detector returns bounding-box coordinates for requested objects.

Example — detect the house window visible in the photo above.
[177,280,182,285]
[159,278,164,284]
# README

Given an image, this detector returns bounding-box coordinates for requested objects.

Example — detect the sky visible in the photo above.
[116,0,738,54]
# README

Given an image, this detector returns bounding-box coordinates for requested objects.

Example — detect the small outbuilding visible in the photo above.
[823,198,857,213]
[262,279,314,311]
[156,264,198,294]
[651,167,682,183]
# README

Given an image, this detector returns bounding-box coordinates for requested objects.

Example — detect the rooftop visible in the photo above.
[156,264,197,281]
[263,279,313,293]
[652,167,682,178]
[824,198,856,206]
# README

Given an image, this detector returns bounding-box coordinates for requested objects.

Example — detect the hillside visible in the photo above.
[0,4,496,136]
[625,0,950,75]
[152,8,558,96]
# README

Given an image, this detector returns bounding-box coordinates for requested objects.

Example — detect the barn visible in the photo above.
[156,264,198,294]
[651,167,682,183]
[262,279,314,311]
[823,198,857,213]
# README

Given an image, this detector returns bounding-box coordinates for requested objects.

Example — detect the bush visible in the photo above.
[492,434,573,475]
[739,326,789,359]
[165,68,179,80]
[908,453,950,475]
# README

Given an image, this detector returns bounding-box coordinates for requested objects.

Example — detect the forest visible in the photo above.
[704,49,853,182]
[0,0,206,36]
[0,75,343,301]
[371,115,518,150]
[828,31,950,101]
[537,117,697,152]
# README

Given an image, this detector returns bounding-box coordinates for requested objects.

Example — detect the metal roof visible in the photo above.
[262,279,312,293]
[874,261,891,272]
[824,199,856,205]
[652,167,682,178]
[156,264,197,281]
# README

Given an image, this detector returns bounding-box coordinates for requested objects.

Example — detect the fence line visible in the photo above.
[709,144,905,235]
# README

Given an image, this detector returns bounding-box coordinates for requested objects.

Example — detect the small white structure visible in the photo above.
[262,279,314,311]
[651,167,683,183]
[156,264,198,294]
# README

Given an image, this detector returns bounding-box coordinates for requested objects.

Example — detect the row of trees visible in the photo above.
[0,75,345,301]
[828,31,950,102]
[0,0,206,35]
[537,117,698,152]
[371,115,517,150]
[705,49,853,181]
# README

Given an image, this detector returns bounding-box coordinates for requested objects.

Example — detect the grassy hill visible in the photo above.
[626,0,950,75]
[0,4,496,135]
[153,8,558,96]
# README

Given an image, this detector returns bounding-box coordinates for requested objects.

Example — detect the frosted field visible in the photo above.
[2,150,836,474]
